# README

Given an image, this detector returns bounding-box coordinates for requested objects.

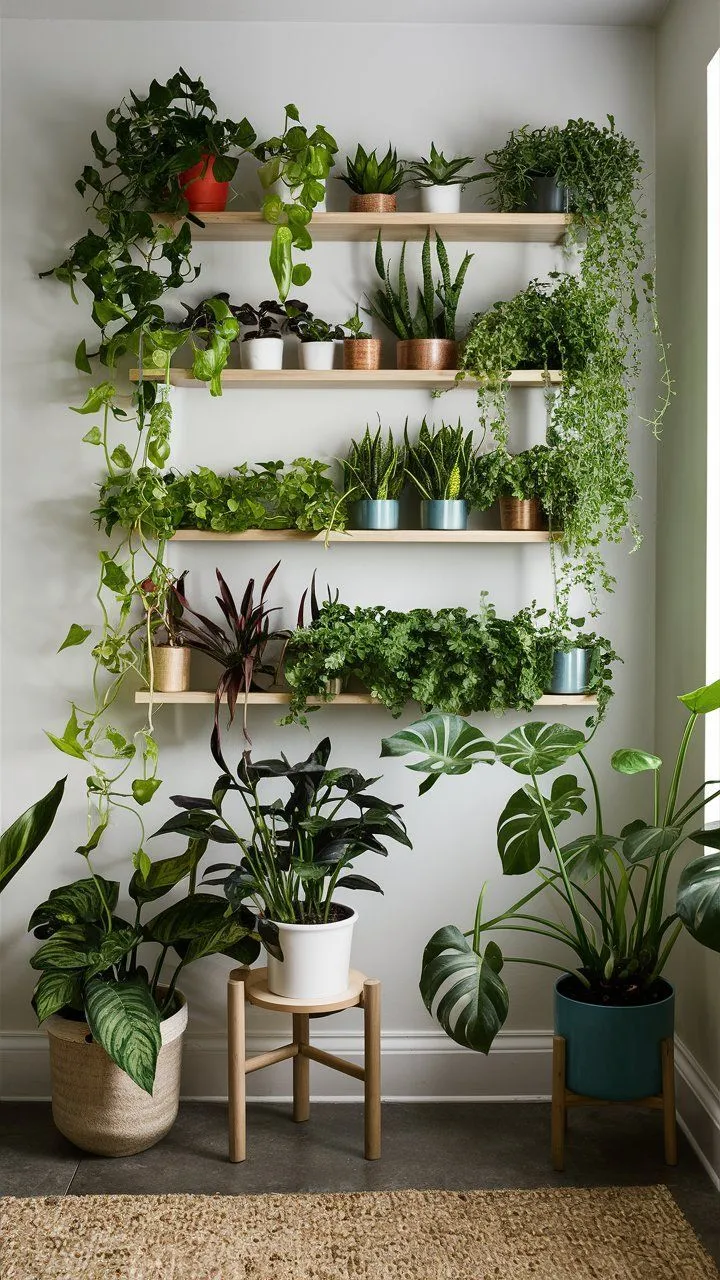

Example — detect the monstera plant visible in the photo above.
[381,679,720,1053]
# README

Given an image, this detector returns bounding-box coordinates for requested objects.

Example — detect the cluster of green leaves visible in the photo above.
[286,306,344,343]
[381,679,720,1052]
[343,304,372,340]
[339,145,407,195]
[95,459,347,539]
[368,231,472,342]
[343,423,406,501]
[407,144,482,187]
[405,419,476,502]
[472,446,552,506]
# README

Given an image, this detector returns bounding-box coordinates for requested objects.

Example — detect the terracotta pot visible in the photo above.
[152,645,191,693]
[396,338,458,371]
[349,193,397,213]
[178,154,229,213]
[46,991,188,1157]
[499,497,545,531]
[343,338,382,370]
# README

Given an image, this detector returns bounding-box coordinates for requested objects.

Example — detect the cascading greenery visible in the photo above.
[367,231,472,341]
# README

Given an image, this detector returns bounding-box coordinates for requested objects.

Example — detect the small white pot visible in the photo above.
[299,341,336,371]
[242,337,284,370]
[419,184,462,214]
[267,910,358,1000]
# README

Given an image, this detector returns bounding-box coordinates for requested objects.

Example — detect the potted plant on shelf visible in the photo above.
[405,418,476,530]
[30,837,259,1156]
[482,124,568,213]
[381,680,720,1132]
[342,303,382,371]
[142,570,191,694]
[407,143,483,214]
[338,144,407,213]
[343,421,406,530]
[368,231,472,370]
[474,446,551,532]
[536,615,616,704]
[237,299,305,370]
[174,737,410,1000]
[286,306,345,371]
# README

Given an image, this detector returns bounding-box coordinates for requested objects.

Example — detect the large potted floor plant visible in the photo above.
[368,231,472,371]
[405,418,476,529]
[179,737,411,1000]
[381,679,720,1117]
[407,144,483,214]
[338,144,407,213]
[343,421,405,530]
[29,838,259,1156]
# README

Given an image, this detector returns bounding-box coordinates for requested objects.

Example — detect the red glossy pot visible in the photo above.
[178,154,229,213]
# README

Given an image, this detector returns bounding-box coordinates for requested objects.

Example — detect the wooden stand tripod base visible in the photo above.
[551,1034,678,1171]
[227,967,381,1163]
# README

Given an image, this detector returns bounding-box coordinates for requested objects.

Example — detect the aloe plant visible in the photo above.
[343,422,406,501]
[405,419,477,501]
[407,143,483,188]
[338,145,406,195]
[367,231,472,341]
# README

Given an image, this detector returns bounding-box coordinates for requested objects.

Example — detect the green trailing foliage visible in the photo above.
[367,231,472,341]
[405,419,476,502]
[343,422,406,501]
[338,145,407,195]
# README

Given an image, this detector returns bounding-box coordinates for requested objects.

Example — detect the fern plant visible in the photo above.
[343,422,406,501]
[405,419,476,501]
[367,232,472,341]
[338,145,407,194]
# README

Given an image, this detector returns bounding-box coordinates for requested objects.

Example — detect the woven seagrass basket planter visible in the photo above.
[45,991,187,1157]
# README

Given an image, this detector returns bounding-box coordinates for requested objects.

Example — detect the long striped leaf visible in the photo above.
[32,971,82,1023]
[0,777,66,894]
[381,713,494,793]
[84,976,161,1095]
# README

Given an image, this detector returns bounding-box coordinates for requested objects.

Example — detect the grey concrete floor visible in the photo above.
[1,1101,719,1265]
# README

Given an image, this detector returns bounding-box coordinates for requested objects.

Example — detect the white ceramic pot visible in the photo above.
[242,337,284,370]
[420,184,462,214]
[299,341,336,371]
[267,910,358,999]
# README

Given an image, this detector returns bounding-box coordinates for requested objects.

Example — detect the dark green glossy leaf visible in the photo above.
[677,852,720,951]
[32,970,83,1022]
[129,840,206,905]
[689,822,720,850]
[622,824,681,864]
[0,778,66,894]
[497,775,586,875]
[420,925,508,1054]
[561,834,618,882]
[28,876,118,930]
[381,714,494,793]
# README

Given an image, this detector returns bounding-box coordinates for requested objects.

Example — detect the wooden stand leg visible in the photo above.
[662,1036,678,1166]
[293,1013,310,1123]
[363,979,381,1160]
[551,1035,567,1172]
[227,972,247,1162]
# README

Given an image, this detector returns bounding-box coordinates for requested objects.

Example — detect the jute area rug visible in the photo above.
[1,1185,717,1280]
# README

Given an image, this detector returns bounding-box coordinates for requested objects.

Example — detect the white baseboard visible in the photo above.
[674,1038,720,1188]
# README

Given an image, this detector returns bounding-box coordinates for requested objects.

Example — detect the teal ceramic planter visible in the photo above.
[421,500,468,531]
[546,647,591,695]
[554,976,675,1101]
[351,499,400,530]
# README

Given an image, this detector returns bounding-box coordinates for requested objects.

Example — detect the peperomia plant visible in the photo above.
[381,678,720,1052]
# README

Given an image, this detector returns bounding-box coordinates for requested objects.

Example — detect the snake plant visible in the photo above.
[367,231,472,341]
[405,419,477,501]
[343,421,406,501]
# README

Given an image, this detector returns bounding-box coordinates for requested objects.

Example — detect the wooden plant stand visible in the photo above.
[551,1034,678,1171]
[227,967,381,1162]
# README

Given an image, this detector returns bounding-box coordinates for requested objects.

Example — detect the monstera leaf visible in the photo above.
[494,723,586,777]
[419,925,508,1053]
[497,775,587,875]
[560,834,619,882]
[622,822,681,864]
[381,714,494,794]
[677,853,720,952]
[84,975,162,1095]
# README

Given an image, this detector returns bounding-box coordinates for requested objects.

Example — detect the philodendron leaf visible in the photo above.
[131,777,162,806]
[679,679,720,714]
[129,839,206,906]
[622,823,681,864]
[58,623,91,653]
[494,723,586,776]
[32,971,82,1023]
[420,925,508,1054]
[560,835,619,883]
[0,777,66,894]
[611,748,662,775]
[677,852,720,952]
[689,822,720,850]
[497,775,586,875]
[28,876,119,930]
[381,714,494,794]
[84,975,161,1094]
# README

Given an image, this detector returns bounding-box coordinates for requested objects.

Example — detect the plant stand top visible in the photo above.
[240,965,367,1015]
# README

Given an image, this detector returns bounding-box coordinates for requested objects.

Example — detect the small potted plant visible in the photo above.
[286,306,345,371]
[476,446,551,531]
[142,571,191,693]
[405,419,476,530]
[368,231,472,370]
[406,143,483,214]
[343,422,405,530]
[537,613,610,698]
[482,125,568,213]
[237,299,305,370]
[338,145,407,213]
[342,303,381,371]
[30,839,259,1156]
[181,736,410,1000]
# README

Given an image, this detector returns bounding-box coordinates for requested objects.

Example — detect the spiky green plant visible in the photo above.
[343,421,406,501]
[407,143,483,187]
[338,144,407,195]
[405,419,477,501]
[367,232,473,341]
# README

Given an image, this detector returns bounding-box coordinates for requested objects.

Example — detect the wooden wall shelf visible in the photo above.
[130,368,561,390]
[170,528,555,544]
[152,211,571,244]
[135,691,597,708]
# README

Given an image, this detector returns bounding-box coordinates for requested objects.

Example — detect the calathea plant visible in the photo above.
[381,679,720,1052]
[343,421,406,501]
[368,232,472,342]
[405,419,476,501]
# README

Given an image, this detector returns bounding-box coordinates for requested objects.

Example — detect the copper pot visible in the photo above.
[152,645,191,693]
[499,497,545,531]
[343,338,382,370]
[396,339,458,371]
[349,193,397,213]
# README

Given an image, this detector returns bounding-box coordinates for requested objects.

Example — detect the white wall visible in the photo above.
[0,18,658,1098]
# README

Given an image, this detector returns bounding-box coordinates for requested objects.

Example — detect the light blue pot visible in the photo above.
[351,499,400,530]
[421,500,468,531]
[547,647,591,695]
[555,976,675,1101]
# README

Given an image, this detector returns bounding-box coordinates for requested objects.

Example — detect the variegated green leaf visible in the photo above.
[420,925,508,1054]
[84,976,161,1094]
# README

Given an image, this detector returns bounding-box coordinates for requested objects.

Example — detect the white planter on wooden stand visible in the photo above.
[419,185,462,214]
[299,341,337,371]
[242,337,284,370]
[266,909,358,1000]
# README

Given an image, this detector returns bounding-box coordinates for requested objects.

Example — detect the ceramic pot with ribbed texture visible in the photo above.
[343,338,382,370]
[499,496,545,531]
[151,645,190,693]
[349,193,397,213]
[46,991,188,1157]
[396,338,458,371]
